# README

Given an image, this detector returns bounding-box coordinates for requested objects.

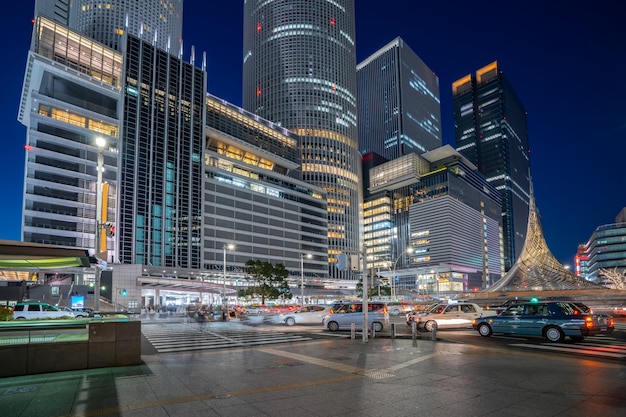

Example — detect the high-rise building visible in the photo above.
[35,0,71,25]
[357,37,442,159]
[203,95,329,294]
[581,208,626,283]
[19,16,122,259]
[242,0,362,281]
[453,61,531,271]
[67,0,183,56]
[370,146,503,294]
[119,34,205,268]
[358,37,442,274]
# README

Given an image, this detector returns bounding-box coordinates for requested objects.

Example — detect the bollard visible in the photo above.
[371,324,376,339]
[351,322,356,340]
[431,325,437,341]
[412,321,417,347]
[391,322,396,340]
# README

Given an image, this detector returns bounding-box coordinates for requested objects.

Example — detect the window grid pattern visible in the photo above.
[243,0,361,280]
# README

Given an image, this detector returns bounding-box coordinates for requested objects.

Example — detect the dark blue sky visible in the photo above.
[1,1,624,266]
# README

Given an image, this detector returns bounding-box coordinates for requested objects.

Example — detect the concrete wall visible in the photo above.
[0,321,141,377]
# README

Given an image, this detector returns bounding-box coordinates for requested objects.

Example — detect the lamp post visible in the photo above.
[431,269,440,300]
[94,137,105,311]
[391,248,413,301]
[223,244,234,321]
[300,253,312,306]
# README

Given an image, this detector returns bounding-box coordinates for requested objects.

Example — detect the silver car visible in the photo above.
[269,305,330,326]
[323,302,389,332]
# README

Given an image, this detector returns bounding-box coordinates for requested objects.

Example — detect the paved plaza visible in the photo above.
[1,321,625,417]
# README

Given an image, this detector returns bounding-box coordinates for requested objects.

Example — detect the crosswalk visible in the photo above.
[141,322,313,353]
[509,323,626,360]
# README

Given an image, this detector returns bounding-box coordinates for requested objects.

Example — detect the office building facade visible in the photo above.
[19,16,121,260]
[242,0,362,281]
[581,208,626,283]
[453,61,530,271]
[371,146,503,293]
[357,37,442,159]
[119,34,205,268]
[67,0,183,56]
[203,95,329,293]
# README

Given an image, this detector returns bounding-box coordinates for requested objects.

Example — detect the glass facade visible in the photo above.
[242,0,361,281]
[20,16,120,256]
[583,222,626,282]
[203,95,329,286]
[453,61,531,271]
[120,35,205,268]
[357,37,442,159]
[69,0,183,56]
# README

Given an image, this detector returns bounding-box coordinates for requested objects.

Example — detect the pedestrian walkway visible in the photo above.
[1,333,625,416]
[141,321,314,353]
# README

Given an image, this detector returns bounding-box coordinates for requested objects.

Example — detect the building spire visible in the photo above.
[487,181,600,291]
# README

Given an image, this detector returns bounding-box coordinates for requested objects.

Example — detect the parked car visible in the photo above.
[405,302,441,325]
[473,301,615,342]
[484,298,532,313]
[407,302,498,331]
[12,302,75,320]
[387,303,415,316]
[268,305,330,325]
[70,307,98,318]
[611,306,626,317]
[323,302,389,332]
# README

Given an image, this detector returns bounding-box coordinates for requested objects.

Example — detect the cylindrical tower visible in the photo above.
[69,0,183,56]
[243,0,362,281]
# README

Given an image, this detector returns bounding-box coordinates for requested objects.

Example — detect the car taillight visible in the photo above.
[608,317,614,327]
[585,316,594,329]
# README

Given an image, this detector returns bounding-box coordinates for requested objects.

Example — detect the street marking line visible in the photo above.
[510,344,626,359]
[59,373,362,417]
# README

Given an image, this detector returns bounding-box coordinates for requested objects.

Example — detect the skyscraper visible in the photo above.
[67,0,183,56]
[242,0,361,280]
[357,37,442,159]
[453,61,531,271]
[119,34,205,268]
[19,16,122,257]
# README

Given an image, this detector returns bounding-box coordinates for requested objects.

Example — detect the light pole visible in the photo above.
[94,137,105,311]
[431,269,440,300]
[391,248,413,301]
[300,253,311,306]
[223,243,234,321]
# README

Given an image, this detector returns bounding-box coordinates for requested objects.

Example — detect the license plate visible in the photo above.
[601,327,607,331]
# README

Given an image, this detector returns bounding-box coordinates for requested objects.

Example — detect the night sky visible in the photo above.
[1,1,624,267]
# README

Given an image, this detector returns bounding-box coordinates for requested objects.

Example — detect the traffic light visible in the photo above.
[105,222,115,237]
[120,289,127,296]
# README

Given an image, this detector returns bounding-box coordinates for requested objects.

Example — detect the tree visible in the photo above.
[356,276,391,298]
[599,267,626,290]
[238,259,292,305]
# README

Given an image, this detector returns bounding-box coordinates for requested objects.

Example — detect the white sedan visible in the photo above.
[270,305,330,326]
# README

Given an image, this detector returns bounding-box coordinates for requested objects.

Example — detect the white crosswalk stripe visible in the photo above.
[141,322,313,353]
[511,335,626,360]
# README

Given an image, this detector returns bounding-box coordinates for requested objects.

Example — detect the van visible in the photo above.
[12,302,75,320]
[323,302,389,332]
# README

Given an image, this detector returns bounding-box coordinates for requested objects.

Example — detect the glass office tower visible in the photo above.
[357,37,442,159]
[19,16,121,257]
[68,0,183,56]
[119,34,206,268]
[453,61,530,271]
[242,0,361,281]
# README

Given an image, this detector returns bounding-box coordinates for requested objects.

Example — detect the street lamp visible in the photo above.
[94,137,106,311]
[431,269,439,300]
[223,243,235,321]
[300,253,312,306]
[391,248,413,300]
